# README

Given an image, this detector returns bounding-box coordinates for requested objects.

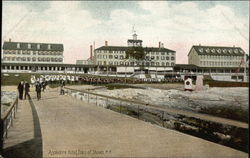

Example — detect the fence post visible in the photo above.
[162,111,164,127]
[11,111,13,127]
[96,95,98,106]
[120,101,122,113]
[14,105,16,118]
[5,120,8,138]
[137,105,140,119]
[16,98,18,111]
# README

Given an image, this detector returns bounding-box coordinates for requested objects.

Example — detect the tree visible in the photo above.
[125,47,145,60]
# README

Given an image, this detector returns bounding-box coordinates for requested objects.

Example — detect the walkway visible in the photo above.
[3,88,248,158]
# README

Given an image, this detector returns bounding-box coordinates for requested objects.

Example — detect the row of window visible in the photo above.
[97,61,175,66]
[95,50,175,55]
[3,57,63,62]
[200,55,243,60]
[200,61,241,66]
[16,43,52,50]
[3,50,63,56]
[198,48,244,54]
[96,55,175,60]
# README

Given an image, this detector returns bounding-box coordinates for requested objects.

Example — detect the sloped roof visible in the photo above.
[190,45,245,56]
[95,46,175,52]
[127,39,143,42]
[3,41,64,51]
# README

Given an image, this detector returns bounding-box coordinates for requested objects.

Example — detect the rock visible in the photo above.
[1,91,17,105]
[213,132,231,141]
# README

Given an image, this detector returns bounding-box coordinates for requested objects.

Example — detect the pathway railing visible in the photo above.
[64,87,248,129]
[1,97,19,139]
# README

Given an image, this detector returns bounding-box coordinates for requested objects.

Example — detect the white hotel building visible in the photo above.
[93,33,176,67]
[2,40,64,64]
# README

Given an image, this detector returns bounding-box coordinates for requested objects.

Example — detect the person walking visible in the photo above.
[35,82,42,100]
[60,80,65,95]
[17,81,24,100]
[24,81,31,100]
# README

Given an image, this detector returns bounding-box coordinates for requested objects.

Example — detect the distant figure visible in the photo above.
[42,81,47,92]
[17,81,24,100]
[35,82,42,100]
[60,80,65,95]
[24,81,31,100]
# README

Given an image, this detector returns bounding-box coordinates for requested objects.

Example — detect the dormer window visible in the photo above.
[222,49,226,53]
[217,49,221,53]
[28,44,31,49]
[17,43,20,49]
[229,49,232,54]
[211,49,215,53]
[48,44,51,50]
[239,50,244,54]
[199,48,203,52]
[234,49,238,54]
[205,48,210,53]
[37,44,40,49]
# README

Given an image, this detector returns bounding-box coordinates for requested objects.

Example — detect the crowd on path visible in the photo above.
[16,74,183,100]
[17,80,47,101]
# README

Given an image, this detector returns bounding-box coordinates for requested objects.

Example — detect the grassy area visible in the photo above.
[1,73,34,85]
[204,80,249,87]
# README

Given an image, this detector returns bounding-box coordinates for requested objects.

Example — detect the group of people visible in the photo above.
[17,81,47,101]
[17,81,31,100]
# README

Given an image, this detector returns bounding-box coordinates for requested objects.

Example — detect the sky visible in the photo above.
[2,1,249,64]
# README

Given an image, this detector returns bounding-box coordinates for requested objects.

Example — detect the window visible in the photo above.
[171,57,175,60]
[32,57,36,61]
[28,44,31,49]
[37,44,40,49]
[48,44,51,50]
[161,62,165,66]
[120,55,124,59]
[17,43,20,49]
[161,52,165,55]
[166,62,169,66]
[166,57,169,60]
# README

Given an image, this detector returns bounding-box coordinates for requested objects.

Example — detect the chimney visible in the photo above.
[9,38,11,42]
[159,41,161,48]
[90,45,93,59]
[105,41,108,46]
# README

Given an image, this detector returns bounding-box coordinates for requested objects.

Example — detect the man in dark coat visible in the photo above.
[17,81,24,100]
[24,81,31,100]
[35,82,42,100]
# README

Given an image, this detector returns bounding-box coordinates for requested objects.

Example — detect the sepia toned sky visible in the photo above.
[2,1,249,64]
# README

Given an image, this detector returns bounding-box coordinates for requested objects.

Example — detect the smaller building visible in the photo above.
[188,45,246,67]
[76,58,94,65]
